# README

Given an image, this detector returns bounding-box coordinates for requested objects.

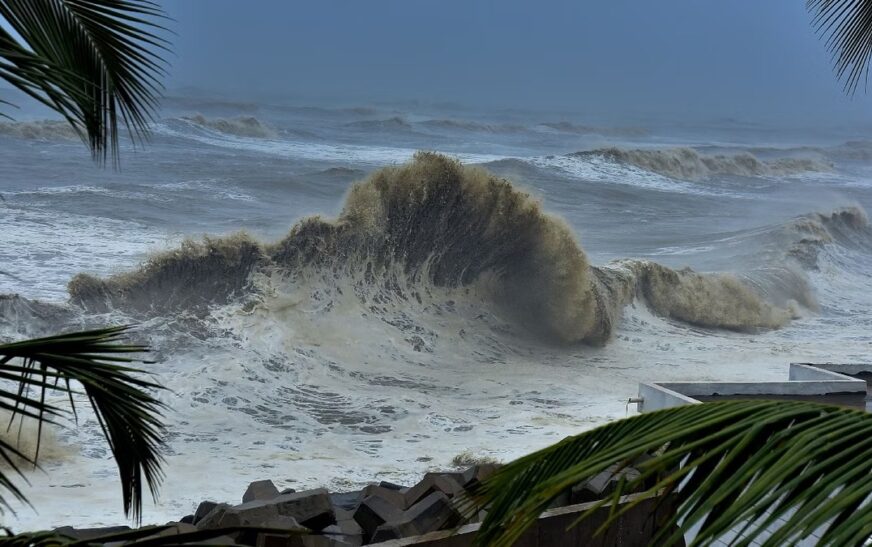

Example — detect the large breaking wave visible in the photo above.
[573,147,833,180]
[62,153,839,345]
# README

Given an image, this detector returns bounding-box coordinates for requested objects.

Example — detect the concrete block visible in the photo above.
[404,473,465,507]
[195,503,232,529]
[223,500,277,528]
[257,533,306,547]
[378,481,406,491]
[363,484,408,510]
[545,488,571,509]
[353,494,404,540]
[235,489,335,531]
[371,523,402,543]
[334,513,363,535]
[322,523,363,546]
[570,466,641,504]
[392,492,460,538]
[198,490,333,533]
[191,534,239,545]
[52,526,131,541]
[134,523,198,542]
[262,516,309,531]
[193,500,221,525]
[244,479,281,503]
[301,536,334,547]
[461,464,499,487]
[236,516,307,546]
[331,491,364,511]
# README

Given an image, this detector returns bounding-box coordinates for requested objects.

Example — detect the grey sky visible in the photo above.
[160,1,871,124]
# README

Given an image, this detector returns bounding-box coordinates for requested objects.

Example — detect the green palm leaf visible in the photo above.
[0,326,166,522]
[0,0,169,163]
[808,0,872,94]
[464,400,872,547]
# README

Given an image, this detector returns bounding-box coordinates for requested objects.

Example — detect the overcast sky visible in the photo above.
[160,1,871,125]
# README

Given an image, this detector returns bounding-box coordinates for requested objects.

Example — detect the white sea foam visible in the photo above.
[0,206,174,301]
[152,121,505,165]
[526,154,739,196]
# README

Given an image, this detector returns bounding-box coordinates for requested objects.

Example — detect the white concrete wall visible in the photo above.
[788,363,862,382]
[637,364,867,413]
[797,362,872,376]
[638,383,700,412]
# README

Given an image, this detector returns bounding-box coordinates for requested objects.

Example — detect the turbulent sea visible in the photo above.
[1,97,872,528]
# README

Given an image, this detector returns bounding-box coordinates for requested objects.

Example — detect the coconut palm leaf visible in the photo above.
[0,326,166,522]
[464,400,872,547]
[808,0,872,94]
[0,0,169,162]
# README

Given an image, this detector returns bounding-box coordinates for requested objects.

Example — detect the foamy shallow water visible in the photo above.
[2,105,872,530]
[10,303,853,529]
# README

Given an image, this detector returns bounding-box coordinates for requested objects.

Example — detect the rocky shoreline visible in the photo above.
[45,463,647,546]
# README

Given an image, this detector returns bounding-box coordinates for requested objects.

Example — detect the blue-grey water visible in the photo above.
[1,95,871,528]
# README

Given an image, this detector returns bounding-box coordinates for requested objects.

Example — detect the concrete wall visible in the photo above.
[638,383,700,412]
[787,363,862,382]
[798,362,872,376]
[638,363,866,413]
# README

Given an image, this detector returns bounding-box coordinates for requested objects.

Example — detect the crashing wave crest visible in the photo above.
[614,261,794,330]
[573,147,832,180]
[784,207,870,269]
[69,153,818,344]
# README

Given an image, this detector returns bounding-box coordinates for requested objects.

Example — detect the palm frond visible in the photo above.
[808,0,872,94]
[0,0,170,163]
[464,400,872,547]
[0,326,166,522]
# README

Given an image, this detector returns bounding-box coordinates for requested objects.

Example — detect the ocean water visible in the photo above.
[1,97,871,529]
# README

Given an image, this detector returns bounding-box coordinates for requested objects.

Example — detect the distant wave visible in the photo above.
[419,119,526,134]
[163,95,260,113]
[66,153,823,345]
[745,145,829,157]
[0,120,79,141]
[309,166,367,179]
[478,158,548,179]
[344,116,413,131]
[571,147,833,180]
[181,114,277,138]
[743,141,872,162]
[540,122,648,137]
[829,140,872,161]
[341,106,378,115]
